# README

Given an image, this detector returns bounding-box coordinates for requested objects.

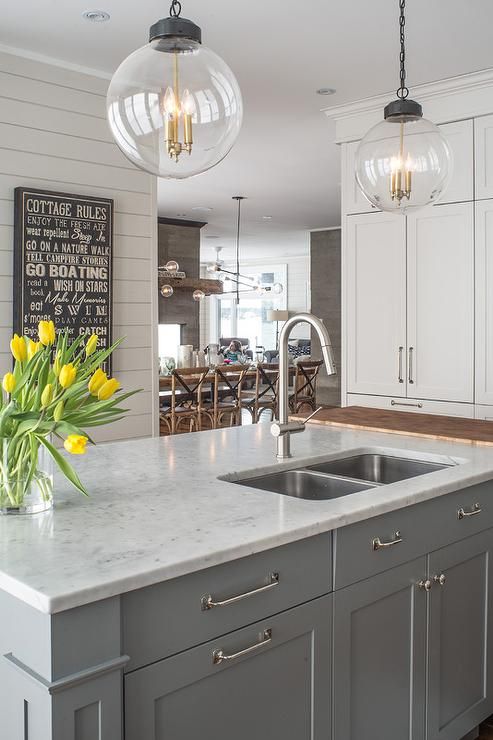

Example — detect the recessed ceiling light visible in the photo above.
[316,87,336,96]
[262,215,273,221]
[192,206,213,213]
[82,10,110,22]
[205,235,220,239]
[176,213,187,217]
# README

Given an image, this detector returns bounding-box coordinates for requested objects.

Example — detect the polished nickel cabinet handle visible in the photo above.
[391,400,423,409]
[372,531,402,551]
[201,573,279,611]
[457,503,481,520]
[213,629,272,665]
[434,573,446,586]
[417,579,432,592]
[408,347,414,384]
[398,346,404,383]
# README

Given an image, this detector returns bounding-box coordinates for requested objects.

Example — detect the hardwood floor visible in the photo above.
[480,717,493,739]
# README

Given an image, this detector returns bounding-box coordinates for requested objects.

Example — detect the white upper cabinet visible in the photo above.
[475,115,493,199]
[343,141,379,215]
[346,212,407,397]
[436,120,473,204]
[407,203,474,403]
[475,199,493,404]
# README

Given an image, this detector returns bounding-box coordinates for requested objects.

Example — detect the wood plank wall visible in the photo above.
[0,50,159,441]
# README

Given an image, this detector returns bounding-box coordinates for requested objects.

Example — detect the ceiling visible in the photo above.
[2,0,493,261]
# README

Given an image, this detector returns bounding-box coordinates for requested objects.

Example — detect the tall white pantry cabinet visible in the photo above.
[325,70,493,420]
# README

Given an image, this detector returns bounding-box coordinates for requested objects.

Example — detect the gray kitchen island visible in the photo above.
[1,423,493,740]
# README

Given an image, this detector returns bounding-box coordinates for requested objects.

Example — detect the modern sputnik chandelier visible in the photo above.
[354,0,452,213]
[107,0,243,179]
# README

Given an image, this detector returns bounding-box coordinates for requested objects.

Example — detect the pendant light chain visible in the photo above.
[396,0,409,100]
[169,0,182,17]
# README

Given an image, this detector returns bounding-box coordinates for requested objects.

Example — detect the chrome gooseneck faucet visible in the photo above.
[271,313,337,459]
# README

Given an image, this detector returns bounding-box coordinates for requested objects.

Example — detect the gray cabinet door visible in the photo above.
[333,557,427,740]
[125,595,331,740]
[427,529,493,740]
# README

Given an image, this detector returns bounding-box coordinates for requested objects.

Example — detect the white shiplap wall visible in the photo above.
[0,50,158,442]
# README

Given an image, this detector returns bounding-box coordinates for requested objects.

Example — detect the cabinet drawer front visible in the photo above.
[347,393,475,418]
[123,533,331,671]
[334,482,493,588]
[124,595,331,740]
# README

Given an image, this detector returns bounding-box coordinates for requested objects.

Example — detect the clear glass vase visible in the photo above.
[0,440,54,515]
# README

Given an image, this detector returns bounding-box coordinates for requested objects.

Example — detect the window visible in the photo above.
[217,264,287,349]
[158,324,181,358]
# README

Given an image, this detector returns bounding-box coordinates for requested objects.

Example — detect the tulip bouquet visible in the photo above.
[0,320,137,514]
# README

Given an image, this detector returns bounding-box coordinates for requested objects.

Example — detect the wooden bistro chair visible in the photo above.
[289,360,323,414]
[160,367,213,435]
[213,364,249,428]
[241,363,279,424]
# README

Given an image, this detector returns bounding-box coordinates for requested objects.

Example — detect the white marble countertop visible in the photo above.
[2,423,493,614]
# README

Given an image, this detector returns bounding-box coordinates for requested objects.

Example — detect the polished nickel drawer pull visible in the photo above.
[201,573,279,611]
[398,346,404,383]
[372,531,402,551]
[391,400,423,409]
[434,573,446,586]
[457,503,481,520]
[213,629,272,665]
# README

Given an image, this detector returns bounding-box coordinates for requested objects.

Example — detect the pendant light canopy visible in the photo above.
[355,0,451,213]
[107,0,243,179]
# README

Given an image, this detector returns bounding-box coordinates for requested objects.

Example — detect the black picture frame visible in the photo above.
[13,187,114,372]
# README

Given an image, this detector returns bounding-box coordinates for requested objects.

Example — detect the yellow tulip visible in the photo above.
[38,320,56,346]
[53,352,62,377]
[63,434,88,455]
[2,372,15,393]
[41,383,54,408]
[59,363,77,389]
[98,378,121,401]
[54,400,64,422]
[88,368,107,396]
[27,339,42,360]
[10,334,27,363]
[85,334,98,357]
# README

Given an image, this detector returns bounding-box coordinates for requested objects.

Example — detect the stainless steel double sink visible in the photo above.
[234,454,452,501]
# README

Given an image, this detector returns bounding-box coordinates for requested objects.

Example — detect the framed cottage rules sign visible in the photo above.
[13,188,114,370]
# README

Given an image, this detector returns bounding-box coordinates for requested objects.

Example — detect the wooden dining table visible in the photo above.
[158,366,295,394]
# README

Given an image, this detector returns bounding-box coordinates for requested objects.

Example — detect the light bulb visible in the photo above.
[193,289,205,302]
[160,284,174,298]
[272,282,283,294]
[181,88,195,116]
[163,86,178,116]
[165,260,179,274]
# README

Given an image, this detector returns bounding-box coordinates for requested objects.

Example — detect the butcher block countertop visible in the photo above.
[293,406,493,446]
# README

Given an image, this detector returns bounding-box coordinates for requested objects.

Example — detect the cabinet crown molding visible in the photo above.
[323,67,493,143]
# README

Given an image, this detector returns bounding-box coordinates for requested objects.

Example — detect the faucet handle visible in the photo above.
[303,406,323,424]
[271,420,305,438]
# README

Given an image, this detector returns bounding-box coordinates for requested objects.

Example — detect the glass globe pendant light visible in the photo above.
[107,0,243,179]
[355,0,452,213]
